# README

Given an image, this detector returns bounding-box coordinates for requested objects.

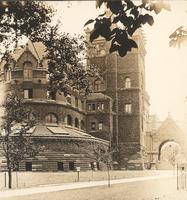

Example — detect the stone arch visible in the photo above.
[45,113,58,124]
[158,139,175,161]
[157,140,182,169]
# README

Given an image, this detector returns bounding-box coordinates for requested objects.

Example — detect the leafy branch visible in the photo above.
[85,0,170,56]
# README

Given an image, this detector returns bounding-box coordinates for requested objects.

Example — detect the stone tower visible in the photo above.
[86,29,150,169]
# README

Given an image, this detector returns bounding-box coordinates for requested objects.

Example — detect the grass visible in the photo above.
[0,177,182,200]
[0,170,172,190]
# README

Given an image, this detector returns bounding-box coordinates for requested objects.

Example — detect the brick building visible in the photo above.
[0,41,108,172]
[0,28,150,171]
[86,29,150,169]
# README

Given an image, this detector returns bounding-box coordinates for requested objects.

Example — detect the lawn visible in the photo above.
[0,176,183,200]
[0,170,172,190]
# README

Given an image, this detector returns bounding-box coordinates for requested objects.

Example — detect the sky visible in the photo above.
[49,1,187,121]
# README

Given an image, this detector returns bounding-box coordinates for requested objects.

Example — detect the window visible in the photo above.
[23,62,32,80]
[101,103,104,110]
[45,113,58,124]
[25,162,32,171]
[125,77,131,88]
[94,83,100,91]
[66,95,71,104]
[57,162,64,171]
[81,100,84,110]
[92,104,96,111]
[69,161,75,171]
[75,118,79,128]
[93,79,101,91]
[81,120,85,130]
[97,103,100,110]
[47,91,56,100]
[24,89,33,99]
[125,104,132,114]
[97,162,100,170]
[88,104,91,111]
[98,122,103,130]
[75,97,78,107]
[91,122,96,131]
[67,115,73,126]
[4,69,11,82]
[90,162,94,170]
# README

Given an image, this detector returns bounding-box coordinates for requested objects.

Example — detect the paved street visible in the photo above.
[1,173,184,200]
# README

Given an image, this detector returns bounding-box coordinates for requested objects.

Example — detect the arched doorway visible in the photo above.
[158,140,185,169]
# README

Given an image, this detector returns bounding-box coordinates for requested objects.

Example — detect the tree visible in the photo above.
[0,0,54,55]
[42,24,99,96]
[169,26,187,48]
[85,0,170,56]
[0,92,38,189]
[89,143,118,187]
[0,1,98,96]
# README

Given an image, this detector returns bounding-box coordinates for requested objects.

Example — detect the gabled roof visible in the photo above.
[154,114,184,137]
[11,40,46,63]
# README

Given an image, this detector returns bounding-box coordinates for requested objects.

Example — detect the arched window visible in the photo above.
[75,118,79,128]
[45,113,58,124]
[67,115,73,126]
[125,77,131,88]
[93,79,101,91]
[4,65,11,82]
[81,120,85,130]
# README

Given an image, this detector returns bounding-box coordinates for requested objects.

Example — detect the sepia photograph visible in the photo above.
[0,0,187,199]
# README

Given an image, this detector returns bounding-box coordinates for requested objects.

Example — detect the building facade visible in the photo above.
[86,29,150,169]
[146,114,187,169]
[0,41,108,172]
[0,28,150,171]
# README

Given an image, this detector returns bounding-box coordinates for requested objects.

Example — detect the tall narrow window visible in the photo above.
[98,122,103,130]
[66,95,71,104]
[81,100,84,110]
[91,122,96,131]
[23,61,32,80]
[97,103,100,110]
[67,115,73,126]
[125,77,131,88]
[94,79,101,91]
[24,89,33,99]
[4,69,11,82]
[92,104,96,111]
[88,104,91,111]
[69,161,75,171]
[75,97,79,107]
[81,120,85,130]
[125,104,132,114]
[75,118,79,128]
[101,103,104,110]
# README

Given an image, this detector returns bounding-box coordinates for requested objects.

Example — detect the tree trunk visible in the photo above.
[8,167,12,189]
[107,166,110,187]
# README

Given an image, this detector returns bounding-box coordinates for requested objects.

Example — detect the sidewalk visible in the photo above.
[0,173,174,198]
